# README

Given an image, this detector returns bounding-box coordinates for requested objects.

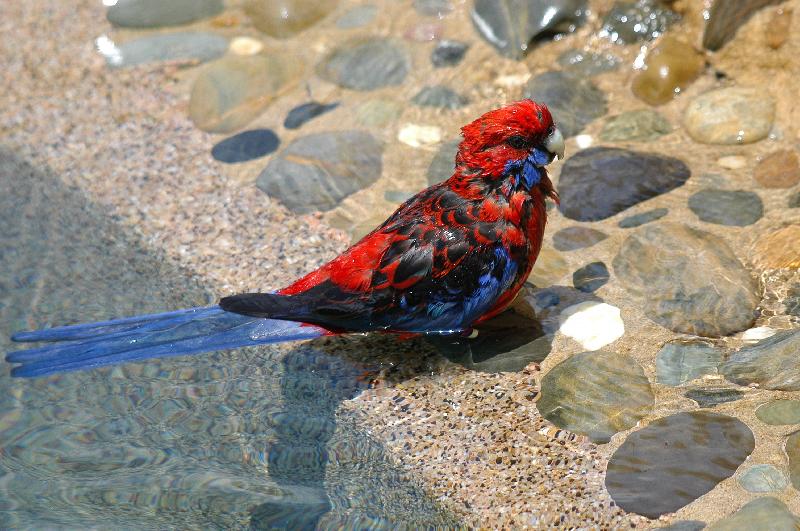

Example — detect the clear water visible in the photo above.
[0,148,456,529]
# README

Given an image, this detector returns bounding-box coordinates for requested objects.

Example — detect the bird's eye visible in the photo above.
[507,135,528,149]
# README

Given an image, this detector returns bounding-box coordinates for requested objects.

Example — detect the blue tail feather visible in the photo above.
[6,306,325,378]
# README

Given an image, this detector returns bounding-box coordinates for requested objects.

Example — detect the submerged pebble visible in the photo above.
[754,149,800,189]
[355,98,403,128]
[755,399,800,425]
[752,225,800,269]
[790,191,800,208]
[738,464,789,493]
[211,129,280,163]
[599,109,672,142]
[706,497,800,530]
[787,430,800,490]
[411,85,468,109]
[606,411,754,518]
[426,139,460,184]
[431,40,469,67]
[318,37,410,91]
[614,222,760,336]
[229,36,263,56]
[558,301,625,351]
[557,49,621,77]
[558,147,690,221]
[631,37,704,106]
[572,261,609,293]
[523,71,606,138]
[244,0,337,38]
[528,247,570,287]
[703,0,785,50]
[471,0,587,59]
[413,0,453,17]
[655,341,723,386]
[256,131,383,214]
[722,329,800,390]
[335,4,378,29]
[618,207,668,228]
[600,0,679,44]
[107,0,223,27]
[398,124,442,147]
[688,188,764,226]
[284,102,340,130]
[684,388,745,407]
[537,350,652,443]
[684,87,775,145]
[103,32,227,68]
[552,226,608,251]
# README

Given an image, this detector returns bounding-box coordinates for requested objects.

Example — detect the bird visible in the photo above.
[6,99,564,378]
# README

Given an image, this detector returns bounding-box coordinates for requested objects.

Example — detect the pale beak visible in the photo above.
[543,127,565,161]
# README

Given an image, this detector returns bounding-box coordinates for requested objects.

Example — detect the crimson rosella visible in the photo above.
[7,99,564,378]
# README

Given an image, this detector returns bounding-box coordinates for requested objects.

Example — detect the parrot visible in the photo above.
[6,99,564,378]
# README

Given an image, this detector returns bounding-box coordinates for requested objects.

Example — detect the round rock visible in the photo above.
[756,400,800,425]
[656,341,724,386]
[599,109,672,142]
[411,85,468,109]
[284,102,339,130]
[684,87,775,145]
[211,129,280,163]
[244,0,337,38]
[558,301,625,351]
[318,37,410,91]
[527,247,569,287]
[431,40,469,68]
[256,131,383,214]
[552,226,608,251]
[631,36,703,106]
[613,222,760,336]
[688,188,763,226]
[523,71,606,138]
[739,464,789,493]
[707,498,800,530]
[606,411,755,518]
[557,147,690,221]
[722,329,800,391]
[572,261,609,293]
[105,32,228,68]
[754,149,800,188]
[537,350,653,443]
[618,207,668,228]
[107,0,223,27]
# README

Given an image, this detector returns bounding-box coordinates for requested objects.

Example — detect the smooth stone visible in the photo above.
[790,191,800,208]
[599,109,672,142]
[284,102,339,130]
[787,284,800,316]
[557,49,621,77]
[685,388,745,407]
[523,71,606,138]
[403,22,442,42]
[398,124,441,148]
[722,329,800,390]
[558,147,689,221]
[318,37,409,91]
[613,222,760,336]
[189,55,301,133]
[738,464,789,492]
[229,36,263,56]
[688,188,763,226]
[572,261,609,293]
[413,0,452,16]
[256,131,382,214]
[600,0,679,44]
[426,139,460,185]
[717,155,747,169]
[754,150,800,188]
[531,289,560,310]
[558,302,625,351]
[655,522,707,531]
[707,497,800,530]
[355,99,403,128]
[742,326,776,343]
[788,430,800,489]
[471,0,587,59]
[211,129,280,163]
[631,37,705,106]
[606,412,755,518]
[537,350,652,443]
[335,5,378,29]
[752,225,800,269]
[431,40,469,67]
[244,0,337,38]
[105,32,227,68]
[618,207,668,228]
[684,88,775,145]
[656,341,724,386]
[756,400,800,425]
[527,247,570,287]
[552,226,608,251]
[107,0,223,27]
[703,0,784,51]
[411,85,468,110]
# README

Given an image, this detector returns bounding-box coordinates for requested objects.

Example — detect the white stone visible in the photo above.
[717,155,747,169]
[575,134,593,149]
[742,326,776,343]
[230,36,263,56]
[398,124,442,148]
[558,301,624,351]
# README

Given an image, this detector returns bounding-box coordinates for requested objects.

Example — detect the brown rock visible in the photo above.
[754,150,800,188]
[766,6,793,49]
[631,37,704,106]
[244,0,337,38]
[703,0,784,51]
[752,225,800,269]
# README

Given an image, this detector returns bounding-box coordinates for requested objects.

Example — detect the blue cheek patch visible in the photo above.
[503,147,549,190]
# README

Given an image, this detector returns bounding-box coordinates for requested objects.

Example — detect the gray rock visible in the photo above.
[618,207,668,228]
[553,226,608,251]
[257,131,383,214]
[655,522,707,531]
[688,189,764,226]
[523,71,606,138]
[703,0,784,51]
[426,139,460,185]
[707,497,800,530]
[656,341,724,386]
[411,85,468,109]
[606,412,755,518]
[431,40,469,67]
[557,48,621,77]
[601,0,679,44]
[537,350,654,443]
[599,109,672,142]
[684,388,745,407]
[572,261,609,293]
[613,223,759,336]
[106,32,227,68]
[738,464,789,492]
[471,0,587,60]
[756,399,800,425]
[335,5,378,29]
[318,37,409,91]
[107,0,223,27]
[722,329,800,390]
[284,102,339,130]
[557,147,689,221]
[413,0,452,16]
